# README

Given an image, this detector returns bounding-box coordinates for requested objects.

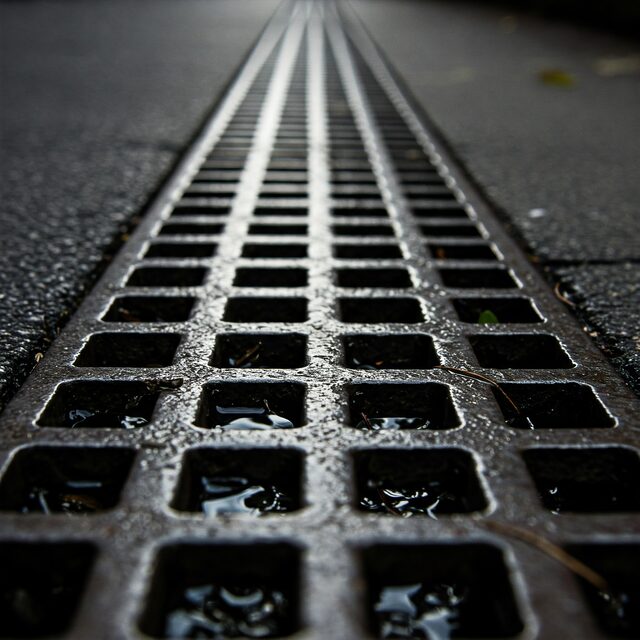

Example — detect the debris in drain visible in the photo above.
[356,414,433,431]
[229,343,262,368]
[214,401,293,430]
[164,583,290,639]
[374,582,466,639]
[22,481,105,514]
[435,365,533,429]
[197,476,294,516]
[553,282,576,307]
[360,480,452,518]
[482,521,609,591]
[351,356,385,370]
[67,409,148,429]
[477,309,498,324]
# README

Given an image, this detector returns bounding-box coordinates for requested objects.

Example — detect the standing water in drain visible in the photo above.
[358,414,432,431]
[165,583,290,639]
[22,480,106,514]
[68,409,147,429]
[214,404,293,430]
[374,583,466,639]
[360,480,453,518]
[198,476,295,515]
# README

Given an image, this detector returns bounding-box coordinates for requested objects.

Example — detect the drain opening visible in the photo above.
[171,447,304,515]
[139,543,301,639]
[0,542,97,638]
[0,446,135,515]
[195,381,306,430]
[360,544,524,639]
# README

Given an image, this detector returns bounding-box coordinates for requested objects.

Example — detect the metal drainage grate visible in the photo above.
[1,2,639,638]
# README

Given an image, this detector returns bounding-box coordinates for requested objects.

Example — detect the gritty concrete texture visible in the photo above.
[556,263,640,394]
[350,0,640,391]
[0,0,279,411]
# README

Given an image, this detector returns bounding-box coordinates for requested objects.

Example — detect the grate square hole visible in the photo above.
[253,206,307,216]
[360,543,523,638]
[347,382,459,430]
[138,543,301,639]
[126,267,206,288]
[412,206,469,219]
[171,448,303,515]
[233,268,307,288]
[469,335,574,369]
[523,447,640,513]
[333,244,402,259]
[565,544,640,636]
[331,206,388,218]
[439,268,518,289]
[338,297,423,323]
[248,224,307,236]
[335,268,412,288]
[145,242,217,258]
[452,297,543,324]
[172,205,229,216]
[494,382,615,429]
[75,333,181,367]
[342,334,438,369]
[332,224,395,237]
[353,448,486,515]
[420,224,482,238]
[103,296,196,323]
[38,381,160,429]
[0,542,97,637]
[212,333,307,369]
[195,381,306,430]
[429,244,498,261]
[223,297,307,323]
[0,446,135,515]
[242,243,307,259]
[159,223,224,236]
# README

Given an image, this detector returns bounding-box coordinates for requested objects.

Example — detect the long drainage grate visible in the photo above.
[1,2,639,639]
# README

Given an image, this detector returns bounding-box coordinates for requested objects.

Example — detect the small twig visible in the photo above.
[554,282,576,307]
[360,411,373,429]
[263,399,272,413]
[377,487,403,517]
[483,521,608,592]
[234,343,261,367]
[435,365,521,416]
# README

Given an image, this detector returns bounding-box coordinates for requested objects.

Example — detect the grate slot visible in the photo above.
[170,447,304,515]
[0,542,97,638]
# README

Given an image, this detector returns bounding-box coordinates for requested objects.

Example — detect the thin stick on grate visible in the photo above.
[435,365,521,416]
[483,520,608,592]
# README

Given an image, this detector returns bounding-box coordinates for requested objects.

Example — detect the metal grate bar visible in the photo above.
[0,1,638,638]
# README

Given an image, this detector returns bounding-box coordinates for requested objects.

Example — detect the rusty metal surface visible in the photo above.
[0,1,638,638]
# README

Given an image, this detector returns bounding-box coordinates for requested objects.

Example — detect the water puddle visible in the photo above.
[357,414,432,431]
[596,587,637,635]
[67,409,147,429]
[22,480,106,514]
[360,480,452,518]
[165,583,290,638]
[374,583,466,639]
[214,405,293,430]
[198,476,294,516]
[351,356,385,370]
